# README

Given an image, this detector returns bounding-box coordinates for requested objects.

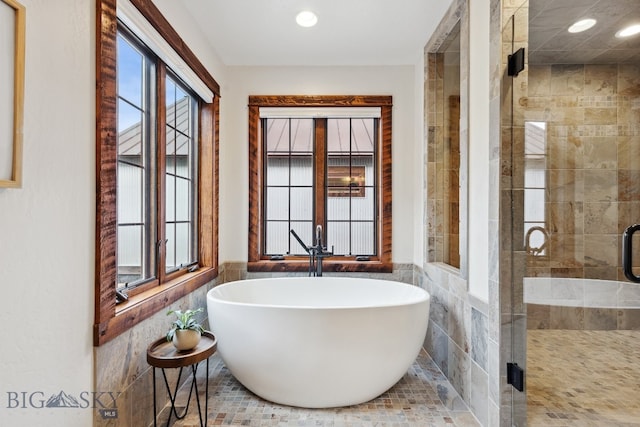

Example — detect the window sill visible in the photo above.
[247,259,392,274]
[94,267,217,346]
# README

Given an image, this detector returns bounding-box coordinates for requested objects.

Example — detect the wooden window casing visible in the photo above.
[248,95,392,273]
[95,0,220,346]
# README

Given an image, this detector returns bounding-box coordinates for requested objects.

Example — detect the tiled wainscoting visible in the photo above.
[418,263,498,427]
[93,280,217,427]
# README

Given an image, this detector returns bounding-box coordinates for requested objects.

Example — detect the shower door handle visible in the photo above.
[623,224,640,283]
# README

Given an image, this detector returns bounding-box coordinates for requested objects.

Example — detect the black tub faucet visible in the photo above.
[290,226,333,277]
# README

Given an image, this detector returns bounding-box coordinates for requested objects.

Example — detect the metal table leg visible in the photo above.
[152,361,209,427]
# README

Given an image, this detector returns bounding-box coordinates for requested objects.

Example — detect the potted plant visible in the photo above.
[166,308,205,351]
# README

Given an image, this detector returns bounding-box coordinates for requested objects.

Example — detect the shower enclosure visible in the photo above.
[506,1,640,425]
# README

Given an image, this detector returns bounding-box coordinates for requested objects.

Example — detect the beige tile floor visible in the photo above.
[158,350,481,426]
[527,329,640,427]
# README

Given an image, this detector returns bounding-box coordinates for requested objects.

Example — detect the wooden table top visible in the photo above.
[147,331,217,368]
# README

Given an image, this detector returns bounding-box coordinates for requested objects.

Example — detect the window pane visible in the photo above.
[166,125,176,157]
[175,134,191,177]
[290,221,313,254]
[327,118,350,153]
[117,28,155,287]
[290,119,313,153]
[327,222,349,255]
[175,97,191,136]
[525,164,545,188]
[290,187,313,220]
[352,187,375,221]
[327,193,349,221]
[290,155,312,186]
[117,34,143,107]
[175,223,190,267]
[117,163,143,223]
[176,176,190,221]
[266,119,290,153]
[266,221,288,255]
[175,85,187,106]
[350,118,375,153]
[166,223,175,270]
[165,73,198,273]
[118,225,142,284]
[266,187,289,220]
[352,222,374,255]
[118,100,143,153]
[166,173,175,222]
[165,75,176,108]
[525,188,545,222]
[266,157,289,186]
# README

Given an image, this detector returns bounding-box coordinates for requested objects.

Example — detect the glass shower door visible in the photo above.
[510,0,640,425]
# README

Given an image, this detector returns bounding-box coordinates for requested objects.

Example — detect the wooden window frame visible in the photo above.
[248,95,392,273]
[95,0,220,346]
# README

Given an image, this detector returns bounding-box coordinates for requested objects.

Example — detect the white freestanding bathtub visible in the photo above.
[207,277,430,408]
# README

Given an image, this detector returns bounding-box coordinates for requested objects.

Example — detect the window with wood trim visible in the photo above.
[95,0,219,346]
[248,96,392,273]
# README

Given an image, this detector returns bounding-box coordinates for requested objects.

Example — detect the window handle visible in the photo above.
[115,289,128,304]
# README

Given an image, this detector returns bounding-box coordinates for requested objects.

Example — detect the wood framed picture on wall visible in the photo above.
[0,0,25,188]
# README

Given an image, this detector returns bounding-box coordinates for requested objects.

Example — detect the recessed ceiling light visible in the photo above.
[296,11,318,28]
[616,24,640,38]
[568,18,597,33]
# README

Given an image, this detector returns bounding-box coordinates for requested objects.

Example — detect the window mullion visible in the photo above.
[156,61,167,284]
[314,119,327,232]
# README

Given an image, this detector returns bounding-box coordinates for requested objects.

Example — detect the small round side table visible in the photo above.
[147,331,217,427]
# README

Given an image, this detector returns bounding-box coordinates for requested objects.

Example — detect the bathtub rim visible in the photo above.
[207,276,430,310]
[523,276,640,309]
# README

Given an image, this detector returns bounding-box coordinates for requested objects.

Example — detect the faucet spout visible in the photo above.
[313,224,333,277]
[316,224,323,248]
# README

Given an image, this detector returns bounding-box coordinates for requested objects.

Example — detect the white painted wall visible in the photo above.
[468,0,491,300]
[0,0,95,425]
[413,54,425,266]
[0,1,225,426]
[218,66,417,264]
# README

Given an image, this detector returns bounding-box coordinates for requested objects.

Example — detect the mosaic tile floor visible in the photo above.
[158,350,480,426]
[527,329,640,427]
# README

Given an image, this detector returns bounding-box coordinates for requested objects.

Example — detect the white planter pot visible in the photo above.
[172,329,201,351]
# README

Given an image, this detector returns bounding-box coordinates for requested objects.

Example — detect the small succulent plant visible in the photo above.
[166,308,205,342]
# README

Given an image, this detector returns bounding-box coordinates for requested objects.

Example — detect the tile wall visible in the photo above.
[522,63,640,332]
[424,0,499,425]
[523,64,640,282]
[93,278,218,427]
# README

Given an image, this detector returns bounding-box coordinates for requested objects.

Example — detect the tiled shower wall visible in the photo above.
[522,64,640,332]
[524,63,640,282]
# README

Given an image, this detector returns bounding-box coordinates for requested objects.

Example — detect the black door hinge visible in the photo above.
[508,47,525,77]
[507,362,525,392]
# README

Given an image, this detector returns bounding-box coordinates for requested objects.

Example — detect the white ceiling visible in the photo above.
[179,0,453,66]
